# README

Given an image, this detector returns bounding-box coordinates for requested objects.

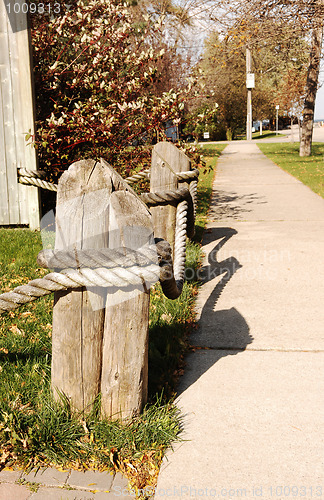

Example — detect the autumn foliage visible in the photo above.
[31,0,188,179]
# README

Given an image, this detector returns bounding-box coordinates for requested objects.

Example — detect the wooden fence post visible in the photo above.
[149,142,191,250]
[100,183,153,420]
[51,159,154,419]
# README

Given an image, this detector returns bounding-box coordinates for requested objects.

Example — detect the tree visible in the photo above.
[193,32,247,140]
[240,0,324,156]
[253,36,309,131]
[191,0,324,154]
[183,102,222,141]
[276,66,307,133]
[300,24,323,155]
[187,28,309,140]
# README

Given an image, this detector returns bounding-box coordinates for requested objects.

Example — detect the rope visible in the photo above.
[13,159,200,303]
[176,169,198,219]
[155,200,189,299]
[189,180,198,219]
[18,168,46,179]
[0,194,190,312]
[0,246,161,314]
[125,169,150,184]
[173,200,188,284]
[176,169,199,182]
[17,168,198,207]
[18,168,58,192]
[141,187,190,206]
[125,168,198,186]
[37,247,158,270]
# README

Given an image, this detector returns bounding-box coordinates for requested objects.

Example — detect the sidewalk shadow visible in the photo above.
[208,190,267,220]
[178,227,254,395]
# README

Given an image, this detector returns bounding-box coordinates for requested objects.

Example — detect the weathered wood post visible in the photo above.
[51,159,155,419]
[149,142,192,250]
[100,160,155,419]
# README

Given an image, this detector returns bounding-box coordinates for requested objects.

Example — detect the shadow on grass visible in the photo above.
[200,146,224,157]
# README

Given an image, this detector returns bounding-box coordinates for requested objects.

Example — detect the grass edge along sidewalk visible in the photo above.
[0,144,226,495]
[258,142,324,199]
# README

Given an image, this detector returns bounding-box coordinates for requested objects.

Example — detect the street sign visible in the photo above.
[246,73,255,89]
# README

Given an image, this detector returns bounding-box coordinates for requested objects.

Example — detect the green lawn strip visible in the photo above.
[235,131,284,141]
[258,142,324,198]
[0,145,224,491]
[252,131,285,140]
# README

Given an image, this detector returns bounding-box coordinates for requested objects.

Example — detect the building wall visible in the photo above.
[0,3,40,228]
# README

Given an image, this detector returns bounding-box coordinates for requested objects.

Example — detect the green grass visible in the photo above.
[252,131,284,140]
[258,142,324,198]
[0,231,183,491]
[235,131,286,141]
[0,144,224,491]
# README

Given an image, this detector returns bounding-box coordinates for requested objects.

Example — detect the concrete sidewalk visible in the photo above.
[155,142,324,498]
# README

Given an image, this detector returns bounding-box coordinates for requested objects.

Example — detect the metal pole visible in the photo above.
[246,48,252,141]
[276,106,279,135]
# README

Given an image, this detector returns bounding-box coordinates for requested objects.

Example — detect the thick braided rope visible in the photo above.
[17,168,197,199]
[153,200,188,300]
[189,180,198,219]
[173,200,188,284]
[176,169,199,182]
[18,168,58,192]
[140,187,190,206]
[125,169,150,185]
[12,165,198,303]
[0,203,189,309]
[0,227,192,310]
[141,186,194,239]
[0,263,160,315]
[37,247,158,270]
[176,170,199,219]
[18,168,46,179]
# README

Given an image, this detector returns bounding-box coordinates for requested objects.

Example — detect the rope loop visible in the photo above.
[140,186,190,207]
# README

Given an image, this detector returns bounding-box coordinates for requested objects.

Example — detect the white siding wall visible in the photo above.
[0,2,40,228]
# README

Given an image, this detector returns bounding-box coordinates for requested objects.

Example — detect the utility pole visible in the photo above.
[246,48,254,141]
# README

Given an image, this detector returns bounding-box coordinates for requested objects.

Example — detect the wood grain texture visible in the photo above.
[0,5,39,227]
[52,159,153,419]
[52,160,110,411]
[101,189,153,420]
[150,142,191,251]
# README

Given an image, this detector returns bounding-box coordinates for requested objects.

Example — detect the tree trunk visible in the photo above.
[226,127,233,141]
[300,26,323,156]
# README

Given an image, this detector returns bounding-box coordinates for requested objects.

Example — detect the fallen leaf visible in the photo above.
[9,325,24,336]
